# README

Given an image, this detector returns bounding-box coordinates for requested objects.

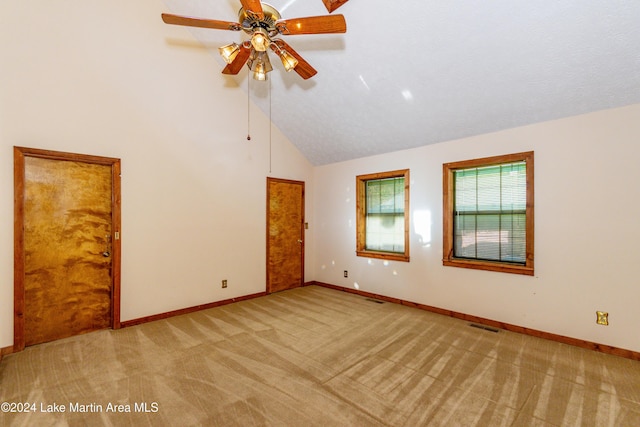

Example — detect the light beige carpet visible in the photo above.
[1,285,639,426]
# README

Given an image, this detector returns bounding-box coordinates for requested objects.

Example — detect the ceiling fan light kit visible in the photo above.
[161,1,347,81]
[248,50,273,81]
[277,49,298,72]
[219,43,241,64]
[250,28,270,52]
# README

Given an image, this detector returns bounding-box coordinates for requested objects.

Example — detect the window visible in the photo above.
[443,152,534,275]
[356,169,410,262]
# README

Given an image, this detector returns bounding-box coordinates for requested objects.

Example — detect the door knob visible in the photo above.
[103,234,112,258]
[297,239,303,243]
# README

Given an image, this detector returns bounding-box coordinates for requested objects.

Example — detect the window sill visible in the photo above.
[443,258,534,276]
[357,250,409,263]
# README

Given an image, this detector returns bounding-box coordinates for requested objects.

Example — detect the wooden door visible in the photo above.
[14,147,121,350]
[266,178,305,293]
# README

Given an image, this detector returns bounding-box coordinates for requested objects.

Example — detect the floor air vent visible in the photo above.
[365,298,385,304]
[469,323,500,333]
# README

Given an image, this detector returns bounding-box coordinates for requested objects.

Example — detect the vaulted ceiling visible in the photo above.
[160,0,640,165]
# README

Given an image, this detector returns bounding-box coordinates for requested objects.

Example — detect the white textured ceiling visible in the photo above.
[160,0,640,165]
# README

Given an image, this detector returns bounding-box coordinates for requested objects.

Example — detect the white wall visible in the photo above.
[312,104,640,353]
[0,0,314,348]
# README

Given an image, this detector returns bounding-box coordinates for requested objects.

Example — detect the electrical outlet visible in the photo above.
[596,311,608,325]
[344,270,348,278]
[222,279,228,288]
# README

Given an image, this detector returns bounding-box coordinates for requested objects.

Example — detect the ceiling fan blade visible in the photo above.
[161,13,241,31]
[222,44,252,75]
[271,40,318,80]
[240,0,264,20]
[276,15,346,35]
[322,0,349,13]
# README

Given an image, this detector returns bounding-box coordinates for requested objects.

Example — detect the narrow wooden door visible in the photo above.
[14,147,121,350]
[266,178,305,293]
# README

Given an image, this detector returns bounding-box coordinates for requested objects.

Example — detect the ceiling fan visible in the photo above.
[161,0,347,80]
[322,0,349,13]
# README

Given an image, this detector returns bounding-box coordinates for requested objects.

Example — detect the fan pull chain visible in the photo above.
[269,78,272,173]
[247,76,251,141]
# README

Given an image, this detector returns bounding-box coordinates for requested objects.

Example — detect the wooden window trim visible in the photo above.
[356,169,410,262]
[443,152,534,276]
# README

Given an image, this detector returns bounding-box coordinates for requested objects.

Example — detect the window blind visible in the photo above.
[365,177,405,253]
[453,161,526,263]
